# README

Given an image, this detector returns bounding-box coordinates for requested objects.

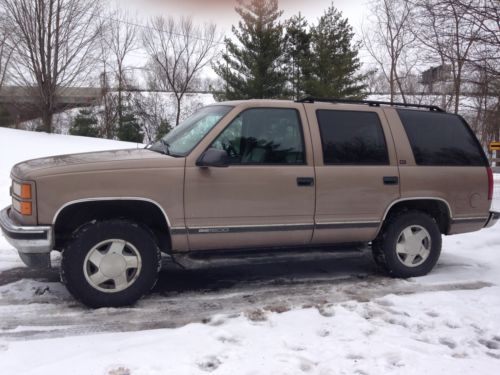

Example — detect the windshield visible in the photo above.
[147,105,233,156]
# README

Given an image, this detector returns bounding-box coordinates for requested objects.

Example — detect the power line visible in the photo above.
[90,11,227,46]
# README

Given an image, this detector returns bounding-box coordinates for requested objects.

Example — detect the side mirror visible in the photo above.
[196,148,230,168]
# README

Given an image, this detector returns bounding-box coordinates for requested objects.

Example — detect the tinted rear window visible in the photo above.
[397,109,486,166]
[317,110,389,165]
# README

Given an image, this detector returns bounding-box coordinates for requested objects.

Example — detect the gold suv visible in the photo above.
[1,98,498,307]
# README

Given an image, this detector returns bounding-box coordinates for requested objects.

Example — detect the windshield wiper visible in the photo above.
[145,139,172,156]
[160,139,171,155]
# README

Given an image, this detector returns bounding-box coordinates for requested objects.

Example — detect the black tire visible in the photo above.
[60,220,161,308]
[372,210,442,278]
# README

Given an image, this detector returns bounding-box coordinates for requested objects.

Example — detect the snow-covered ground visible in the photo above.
[0,128,499,375]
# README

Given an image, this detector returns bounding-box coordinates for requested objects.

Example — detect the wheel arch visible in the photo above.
[379,197,452,236]
[52,198,172,253]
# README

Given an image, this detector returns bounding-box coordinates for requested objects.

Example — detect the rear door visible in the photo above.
[184,102,316,251]
[304,104,401,244]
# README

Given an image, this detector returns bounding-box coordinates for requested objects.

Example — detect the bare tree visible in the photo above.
[1,0,103,133]
[133,92,171,143]
[98,70,117,139]
[458,0,500,148]
[458,0,499,78]
[0,12,14,90]
[368,69,394,95]
[0,11,15,127]
[143,16,219,126]
[410,0,484,113]
[362,0,416,103]
[96,17,115,139]
[467,68,499,148]
[102,9,138,135]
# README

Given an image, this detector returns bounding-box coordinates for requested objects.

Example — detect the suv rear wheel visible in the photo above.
[60,220,161,308]
[372,211,442,278]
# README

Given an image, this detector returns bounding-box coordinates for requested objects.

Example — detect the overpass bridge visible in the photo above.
[0,86,102,123]
[0,86,216,124]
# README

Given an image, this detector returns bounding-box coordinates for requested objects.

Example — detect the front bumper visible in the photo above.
[485,211,500,229]
[0,206,53,268]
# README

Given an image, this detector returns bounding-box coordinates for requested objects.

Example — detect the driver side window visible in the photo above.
[210,108,305,165]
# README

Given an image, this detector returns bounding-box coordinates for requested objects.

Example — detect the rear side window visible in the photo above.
[317,110,389,165]
[397,109,487,166]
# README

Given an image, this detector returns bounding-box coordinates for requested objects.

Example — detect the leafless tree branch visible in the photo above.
[143,16,220,125]
[0,0,103,132]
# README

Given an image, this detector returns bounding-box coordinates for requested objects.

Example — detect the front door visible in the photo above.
[184,105,315,251]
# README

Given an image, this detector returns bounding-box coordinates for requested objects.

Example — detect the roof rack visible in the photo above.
[296,97,445,112]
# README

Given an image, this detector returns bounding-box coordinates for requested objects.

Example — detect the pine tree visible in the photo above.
[284,13,311,100]
[116,105,143,143]
[155,119,172,141]
[0,105,12,128]
[303,5,366,99]
[69,109,100,138]
[214,0,287,100]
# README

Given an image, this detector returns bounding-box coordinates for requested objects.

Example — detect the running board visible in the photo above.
[170,244,370,269]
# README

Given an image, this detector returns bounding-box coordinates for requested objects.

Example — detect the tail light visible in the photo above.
[487,167,494,201]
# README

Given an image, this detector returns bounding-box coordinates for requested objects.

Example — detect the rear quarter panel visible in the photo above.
[384,107,491,234]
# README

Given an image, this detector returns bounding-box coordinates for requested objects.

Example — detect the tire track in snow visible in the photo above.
[0,251,493,340]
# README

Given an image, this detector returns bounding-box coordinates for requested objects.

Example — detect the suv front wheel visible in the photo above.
[372,211,442,278]
[60,220,161,308]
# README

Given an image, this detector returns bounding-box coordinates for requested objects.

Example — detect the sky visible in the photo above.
[121,0,370,35]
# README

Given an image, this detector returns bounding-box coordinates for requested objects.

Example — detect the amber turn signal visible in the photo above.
[20,201,32,216]
[20,184,32,199]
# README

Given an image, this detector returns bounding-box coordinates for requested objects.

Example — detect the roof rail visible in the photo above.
[296,97,445,112]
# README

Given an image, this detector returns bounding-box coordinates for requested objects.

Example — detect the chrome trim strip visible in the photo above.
[52,197,172,228]
[188,223,314,234]
[316,221,380,229]
[187,221,381,235]
[188,223,313,230]
[170,227,188,235]
[316,221,380,225]
[451,216,489,221]
[451,217,488,225]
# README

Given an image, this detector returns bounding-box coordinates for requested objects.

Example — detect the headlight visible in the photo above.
[12,181,32,199]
